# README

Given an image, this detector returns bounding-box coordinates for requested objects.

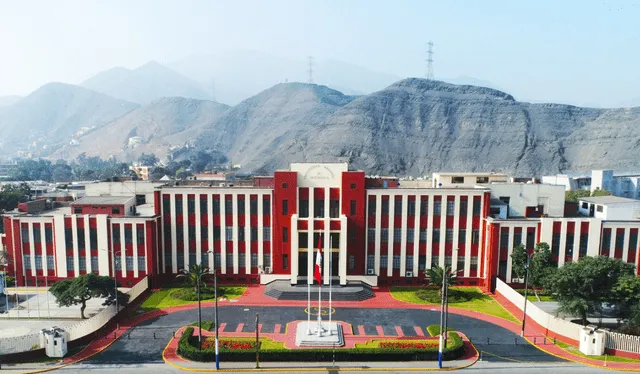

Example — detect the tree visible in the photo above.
[528,242,556,299]
[425,265,458,295]
[138,153,159,167]
[510,244,528,280]
[50,273,128,319]
[177,264,210,292]
[548,256,634,325]
[611,274,640,324]
[565,190,590,202]
[591,188,612,197]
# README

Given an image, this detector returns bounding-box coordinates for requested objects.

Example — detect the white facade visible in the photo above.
[85,181,165,205]
[578,196,640,220]
[488,183,565,218]
[431,172,508,188]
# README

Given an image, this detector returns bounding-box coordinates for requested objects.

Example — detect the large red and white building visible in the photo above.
[3,163,640,292]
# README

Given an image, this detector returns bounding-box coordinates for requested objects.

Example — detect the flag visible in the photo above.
[314,234,323,284]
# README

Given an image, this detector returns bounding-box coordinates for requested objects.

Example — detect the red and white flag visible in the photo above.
[314,234,323,284]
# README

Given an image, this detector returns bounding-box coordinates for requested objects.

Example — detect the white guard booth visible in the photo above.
[579,325,606,356]
[39,327,69,358]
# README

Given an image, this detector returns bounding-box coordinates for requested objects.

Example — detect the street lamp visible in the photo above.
[521,253,534,337]
[193,250,215,351]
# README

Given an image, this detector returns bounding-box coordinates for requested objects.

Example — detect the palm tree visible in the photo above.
[425,265,458,295]
[177,263,210,292]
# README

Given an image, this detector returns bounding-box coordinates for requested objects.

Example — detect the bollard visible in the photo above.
[113,332,116,339]
[543,337,546,345]
[515,337,518,345]
[534,337,536,345]
[479,350,482,361]
[487,337,490,345]
[173,331,176,338]
[153,332,156,340]
[553,337,556,345]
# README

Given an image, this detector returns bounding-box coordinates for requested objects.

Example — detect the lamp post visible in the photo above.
[195,250,215,351]
[438,267,446,369]
[102,248,122,318]
[521,253,533,337]
[214,266,219,370]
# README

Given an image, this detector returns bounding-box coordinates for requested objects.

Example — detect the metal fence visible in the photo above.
[605,331,640,354]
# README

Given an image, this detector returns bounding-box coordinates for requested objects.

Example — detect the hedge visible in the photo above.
[426,324,454,337]
[177,327,464,362]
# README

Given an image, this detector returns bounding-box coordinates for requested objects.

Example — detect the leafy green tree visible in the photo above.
[611,274,640,323]
[51,160,73,182]
[591,188,612,197]
[565,190,590,202]
[425,265,458,295]
[50,273,128,319]
[510,244,528,280]
[528,242,556,299]
[138,153,159,166]
[548,256,634,325]
[177,263,210,292]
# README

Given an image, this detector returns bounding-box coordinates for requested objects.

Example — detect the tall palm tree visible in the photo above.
[425,265,458,295]
[177,263,210,292]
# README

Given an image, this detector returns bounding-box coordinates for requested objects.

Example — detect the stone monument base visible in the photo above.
[295,321,344,347]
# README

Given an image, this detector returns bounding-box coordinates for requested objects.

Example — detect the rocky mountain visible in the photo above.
[0,83,138,155]
[81,61,210,104]
[0,95,22,107]
[52,97,229,161]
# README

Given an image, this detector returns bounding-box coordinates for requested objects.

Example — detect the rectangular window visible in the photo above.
[238,226,245,241]
[91,256,99,271]
[451,176,464,184]
[381,199,389,215]
[237,197,245,215]
[472,229,480,245]
[263,253,271,267]
[250,199,258,215]
[282,200,289,215]
[282,254,288,270]
[470,256,479,271]
[263,198,271,214]
[213,226,221,241]
[33,228,41,243]
[394,199,402,216]
[299,232,308,247]
[500,230,510,249]
[596,205,603,213]
[394,228,401,243]
[458,229,466,245]
[432,228,440,244]
[407,228,415,243]
[350,200,357,216]
[368,228,375,243]
[565,234,574,257]
[349,255,355,270]
[368,200,376,216]
[473,199,482,216]
[263,227,271,241]
[459,200,468,216]
[314,199,324,218]
[125,256,134,271]
[111,207,120,215]
[200,196,208,214]
[513,231,522,248]
[175,196,183,214]
[189,252,196,267]
[214,253,221,268]
[445,256,453,267]
[446,229,454,243]
[201,225,208,241]
[420,228,428,242]
[431,256,439,267]
[224,198,232,214]
[137,228,145,244]
[381,228,389,242]
[162,197,170,214]
[251,227,258,241]
[35,255,42,269]
[79,256,86,271]
[579,233,589,257]
[434,200,441,216]
[165,250,172,267]
[446,200,455,216]
[47,255,55,269]
[380,256,388,268]
[187,198,195,214]
[251,253,258,268]
[601,229,611,252]
[77,229,85,250]
[367,255,375,270]
[138,256,146,271]
[299,200,309,218]
[407,199,416,216]
[213,198,221,214]
[238,253,246,268]
[552,233,561,256]
[616,231,625,250]
[420,199,428,217]
[419,255,426,271]
[406,255,414,269]
[226,227,233,241]
[282,227,288,242]
[90,228,97,249]
[124,226,132,245]
[526,230,535,249]
[330,199,340,218]
[629,231,638,253]
[45,227,53,243]
[66,256,73,271]
[176,225,184,242]
[393,256,400,269]
[200,252,209,265]
[226,253,233,268]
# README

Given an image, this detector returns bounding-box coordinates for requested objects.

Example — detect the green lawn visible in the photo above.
[555,341,640,363]
[139,285,247,312]
[390,286,519,323]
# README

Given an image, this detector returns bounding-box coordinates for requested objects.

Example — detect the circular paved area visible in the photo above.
[82,305,565,365]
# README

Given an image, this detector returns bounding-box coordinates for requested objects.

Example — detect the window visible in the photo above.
[112,207,121,215]
[446,200,455,216]
[251,227,258,241]
[138,256,146,271]
[282,254,288,270]
[500,230,509,249]
[125,256,134,271]
[596,205,603,213]
[526,230,535,249]
[45,227,53,243]
[77,229,85,250]
[499,196,510,206]
[394,199,402,216]
[629,231,638,253]
[177,225,184,242]
[187,198,195,214]
[200,196,208,214]
[380,256,388,268]
[407,228,415,243]
[125,227,132,245]
[330,199,339,218]
[349,255,355,270]
[237,197,245,215]
[225,227,233,241]
[299,232,308,247]
[432,228,440,243]
[282,227,288,242]
[431,256,439,267]
[473,199,482,216]
[350,183,357,190]
[406,255,414,269]
[579,233,589,257]
[565,234,574,257]
[552,233,561,256]
[458,229,466,245]
[393,228,401,243]
[381,199,389,215]
[314,199,324,217]
[47,255,55,269]
[470,256,479,272]
[187,252,195,267]
[368,228,375,243]
[238,226,245,241]
[420,199,428,216]
[165,250,172,267]
[282,200,289,215]
[299,200,309,218]
[33,228,41,243]
[367,255,375,270]
[137,227,145,244]
[213,198,221,214]
[213,226,221,241]
[263,227,271,241]
[73,207,83,214]
[66,256,73,271]
[459,200,468,216]
[226,253,233,267]
[445,256,453,267]
[35,255,42,269]
[238,253,246,268]
[201,252,209,265]
[250,199,258,215]
[601,229,611,252]
[616,230,625,250]
[451,176,464,184]
[434,200,441,216]
[79,257,86,271]
[350,200,357,216]
[368,200,376,216]
[214,253,222,268]
[225,198,232,214]
[112,226,120,245]
[90,228,97,249]
[476,176,489,184]
[163,197,170,214]
[420,229,428,242]
[201,225,208,241]
[446,229,454,243]
[21,226,29,243]
[472,229,480,245]
[263,253,271,267]
[251,253,258,268]
[419,255,426,271]
[392,256,400,269]
[263,198,271,214]
[175,197,183,214]
[513,231,522,247]
[381,228,389,242]
[91,256,99,271]
[407,199,416,216]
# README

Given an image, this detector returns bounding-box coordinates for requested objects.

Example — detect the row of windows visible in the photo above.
[297,199,349,218]
[368,228,480,245]
[21,226,54,244]
[165,251,271,269]
[170,196,271,216]
[500,230,537,250]
[367,255,479,271]
[368,198,482,217]
[170,226,272,242]
[23,255,55,270]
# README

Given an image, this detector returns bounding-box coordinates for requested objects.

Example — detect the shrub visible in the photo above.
[379,341,438,349]
[415,288,474,304]
[426,324,454,337]
[189,320,215,331]
[172,287,217,301]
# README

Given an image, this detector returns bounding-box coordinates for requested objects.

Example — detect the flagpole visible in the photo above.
[307,254,311,335]
[329,236,332,335]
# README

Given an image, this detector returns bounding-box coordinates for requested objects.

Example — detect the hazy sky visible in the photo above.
[1,0,639,107]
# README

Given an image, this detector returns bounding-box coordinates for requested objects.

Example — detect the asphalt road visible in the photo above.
[82,305,565,366]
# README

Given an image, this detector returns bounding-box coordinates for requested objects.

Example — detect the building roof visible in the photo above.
[490,198,508,206]
[579,196,640,205]
[433,172,508,177]
[71,196,134,205]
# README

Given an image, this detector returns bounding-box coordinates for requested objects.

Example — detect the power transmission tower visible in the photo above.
[426,41,434,80]
[308,56,314,83]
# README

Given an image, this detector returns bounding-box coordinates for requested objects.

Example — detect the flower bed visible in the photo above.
[379,341,438,349]
[202,338,257,351]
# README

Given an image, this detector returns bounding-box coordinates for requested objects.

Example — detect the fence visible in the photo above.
[0,276,149,355]
[605,331,640,355]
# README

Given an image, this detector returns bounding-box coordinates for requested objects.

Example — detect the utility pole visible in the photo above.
[426,41,434,80]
